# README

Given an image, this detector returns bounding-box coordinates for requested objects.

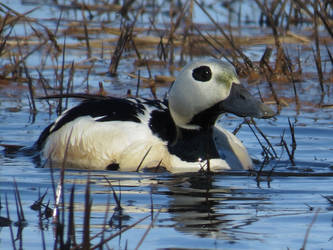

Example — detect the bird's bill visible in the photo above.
[219,84,275,119]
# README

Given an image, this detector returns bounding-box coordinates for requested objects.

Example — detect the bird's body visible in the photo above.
[36,59,274,172]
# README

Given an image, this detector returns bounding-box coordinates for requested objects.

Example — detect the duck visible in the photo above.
[35,58,274,173]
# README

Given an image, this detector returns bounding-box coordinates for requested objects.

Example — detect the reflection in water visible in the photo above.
[155,173,266,242]
[82,171,269,241]
[46,170,267,242]
[1,159,333,249]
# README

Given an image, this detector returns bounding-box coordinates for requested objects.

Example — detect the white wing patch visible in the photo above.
[43,116,171,170]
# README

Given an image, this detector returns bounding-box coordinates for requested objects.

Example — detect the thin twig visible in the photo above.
[136,146,152,172]
[300,208,320,250]
[90,214,151,250]
[135,208,161,250]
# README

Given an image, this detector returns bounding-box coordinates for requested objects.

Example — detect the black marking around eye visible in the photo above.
[192,65,212,82]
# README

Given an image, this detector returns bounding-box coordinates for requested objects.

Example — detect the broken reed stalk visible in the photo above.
[179,0,193,63]
[119,0,136,18]
[131,36,142,61]
[284,49,300,110]
[13,180,25,249]
[288,118,297,162]
[5,194,16,250]
[280,119,297,167]
[65,61,75,109]
[82,176,92,250]
[312,0,333,39]
[259,46,273,69]
[312,2,325,99]
[150,185,154,219]
[251,118,278,158]
[136,146,152,172]
[326,44,333,68]
[109,21,135,76]
[52,127,74,248]
[166,0,188,65]
[57,35,67,115]
[135,69,141,97]
[143,59,158,99]
[135,208,161,250]
[103,176,122,210]
[157,34,168,62]
[98,190,112,247]
[22,59,37,114]
[167,2,176,65]
[37,202,47,250]
[254,0,287,74]
[66,185,77,248]
[37,69,53,112]
[255,154,271,187]
[246,119,275,159]
[281,138,295,166]
[13,179,26,226]
[91,214,151,250]
[13,34,38,113]
[81,5,92,59]
[44,14,62,53]
[262,60,281,113]
[0,3,40,28]
[300,208,320,250]
[0,14,14,56]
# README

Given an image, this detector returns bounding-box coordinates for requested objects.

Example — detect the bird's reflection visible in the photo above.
[153,172,266,241]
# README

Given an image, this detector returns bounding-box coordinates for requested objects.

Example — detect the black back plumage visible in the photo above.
[35,96,177,150]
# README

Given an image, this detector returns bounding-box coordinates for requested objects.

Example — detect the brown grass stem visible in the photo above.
[254,0,288,74]
[135,208,161,250]
[91,214,151,249]
[300,208,320,250]
[109,20,135,76]
[66,185,77,248]
[246,119,275,160]
[103,177,122,211]
[22,59,37,114]
[262,60,281,112]
[136,146,152,172]
[81,5,92,59]
[56,35,67,115]
[5,194,16,250]
[288,118,297,161]
[251,118,278,158]
[312,2,325,99]
[13,179,25,224]
[82,176,92,250]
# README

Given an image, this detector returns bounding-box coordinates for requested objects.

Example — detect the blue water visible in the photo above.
[1,0,333,249]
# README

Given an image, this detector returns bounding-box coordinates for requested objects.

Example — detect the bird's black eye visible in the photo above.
[192,65,212,82]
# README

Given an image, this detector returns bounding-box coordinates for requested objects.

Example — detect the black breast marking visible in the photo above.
[168,128,219,162]
[149,108,177,143]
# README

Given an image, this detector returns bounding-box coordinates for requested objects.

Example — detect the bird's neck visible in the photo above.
[186,102,223,131]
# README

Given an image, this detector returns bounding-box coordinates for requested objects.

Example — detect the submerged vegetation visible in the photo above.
[0,0,333,249]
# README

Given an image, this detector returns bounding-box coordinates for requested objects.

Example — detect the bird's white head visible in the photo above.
[168,58,274,130]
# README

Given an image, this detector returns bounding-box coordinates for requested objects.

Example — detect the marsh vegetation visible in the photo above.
[0,0,333,249]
